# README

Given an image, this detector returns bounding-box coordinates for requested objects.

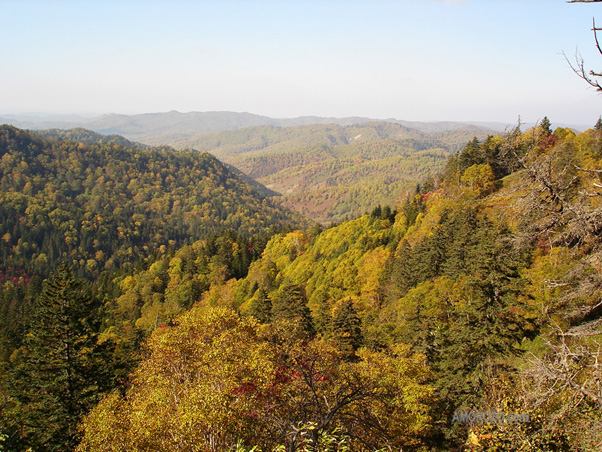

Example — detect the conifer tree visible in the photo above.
[248,287,272,323]
[271,281,314,335]
[595,116,602,130]
[329,298,363,360]
[540,116,552,136]
[10,264,109,452]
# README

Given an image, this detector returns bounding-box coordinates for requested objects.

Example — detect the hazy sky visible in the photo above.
[2,0,602,125]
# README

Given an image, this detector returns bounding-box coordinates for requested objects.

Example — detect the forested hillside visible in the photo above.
[0,125,307,385]
[173,121,490,158]
[16,118,495,224]
[32,128,153,150]
[172,122,493,223]
[11,121,494,225]
[2,121,602,451]
[0,126,305,279]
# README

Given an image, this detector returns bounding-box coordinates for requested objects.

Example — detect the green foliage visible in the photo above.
[6,265,112,452]
[271,281,314,336]
[0,125,306,369]
[442,134,521,185]
[102,229,273,340]
[78,308,435,452]
[247,287,272,323]
[33,128,153,150]
[0,125,306,281]
[7,121,602,451]
[540,116,552,136]
[328,298,363,360]
[172,122,492,224]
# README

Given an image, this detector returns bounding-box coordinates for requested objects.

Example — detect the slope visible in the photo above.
[174,121,493,223]
[77,123,602,451]
[0,125,308,282]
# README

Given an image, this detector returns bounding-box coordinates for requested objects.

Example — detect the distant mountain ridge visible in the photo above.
[3,110,587,224]
[1,111,590,144]
[1,110,512,143]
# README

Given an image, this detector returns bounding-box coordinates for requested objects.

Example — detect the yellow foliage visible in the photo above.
[79,308,276,452]
[356,247,390,310]
[460,163,495,196]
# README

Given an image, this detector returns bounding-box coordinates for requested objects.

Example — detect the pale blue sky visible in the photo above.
[1,0,602,125]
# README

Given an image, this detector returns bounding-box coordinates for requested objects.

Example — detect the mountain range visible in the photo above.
[0,110,518,144]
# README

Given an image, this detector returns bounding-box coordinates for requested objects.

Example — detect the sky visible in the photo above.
[1,0,602,126]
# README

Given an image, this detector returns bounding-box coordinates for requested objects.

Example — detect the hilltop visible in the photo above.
[0,125,308,282]
[172,121,494,223]
[8,115,498,224]
[2,110,505,143]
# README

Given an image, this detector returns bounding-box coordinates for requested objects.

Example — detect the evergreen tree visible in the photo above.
[9,264,109,452]
[329,298,363,360]
[248,288,272,323]
[457,136,482,171]
[370,204,382,219]
[271,281,314,335]
[540,116,552,136]
[595,116,602,130]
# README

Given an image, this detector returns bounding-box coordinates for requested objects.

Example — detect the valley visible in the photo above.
[1,118,601,451]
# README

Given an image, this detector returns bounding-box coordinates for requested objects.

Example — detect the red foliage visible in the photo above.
[0,268,31,287]
[232,381,258,396]
[540,135,558,150]
[273,365,292,384]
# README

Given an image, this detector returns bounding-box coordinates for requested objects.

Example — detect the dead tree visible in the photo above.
[566,2,602,91]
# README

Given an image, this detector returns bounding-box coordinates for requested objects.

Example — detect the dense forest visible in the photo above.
[13,117,494,224]
[170,122,492,223]
[0,126,305,277]
[0,125,307,377]
[1,120,602,451]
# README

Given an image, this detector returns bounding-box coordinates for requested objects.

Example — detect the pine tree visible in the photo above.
[540,116,552,136]
[248,287,272,323]
[595,116,602,130]
[10,264,109,452]
[271,281,314,335]
[329,298,363,360]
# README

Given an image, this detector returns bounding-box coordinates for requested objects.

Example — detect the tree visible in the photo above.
[540,116,552,136]
[328,298,363,359]
[8,264,109,452]
[78,308,436,452]
[497,119,602,450]
[262,340,435,452]
[271,281,314,336]
[78,308,278,452]
[595,116,602,130]
[460,163,496,196]
[565,3,602,91]
[248,287,272,323]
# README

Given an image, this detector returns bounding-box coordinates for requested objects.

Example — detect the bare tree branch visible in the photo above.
[564,50,602,91]
[574,164,602,174]
[593,18,602,55]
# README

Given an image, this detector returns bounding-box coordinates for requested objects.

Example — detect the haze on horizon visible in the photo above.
[1,0,602,127]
